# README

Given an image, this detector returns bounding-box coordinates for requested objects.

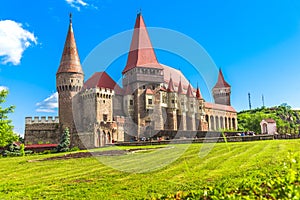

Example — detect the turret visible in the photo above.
[56,14,84,131]
[186,83,196,130]
[212,69,231,106]
[167,77,177,109]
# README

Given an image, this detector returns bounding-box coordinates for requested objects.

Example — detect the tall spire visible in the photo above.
[196,84,202,99]
[122,13,162,74]
[177,78,184,95]
[167,77,175,92]
[186,83,194,98]
[213,69,230,88]
[57,14,83,74]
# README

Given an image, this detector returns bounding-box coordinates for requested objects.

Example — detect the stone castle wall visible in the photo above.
[24,116,60,145]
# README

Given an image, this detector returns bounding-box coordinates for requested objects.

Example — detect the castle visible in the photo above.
[24,13,237,148]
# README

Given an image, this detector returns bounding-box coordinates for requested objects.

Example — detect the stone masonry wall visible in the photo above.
[24,117,60,145]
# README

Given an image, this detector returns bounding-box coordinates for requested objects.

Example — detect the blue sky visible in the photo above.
[1,0,300,135]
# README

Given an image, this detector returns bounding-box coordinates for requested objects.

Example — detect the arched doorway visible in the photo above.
[210,116,214,131]
[262,123,268,134]
[232,118,236,130]
[215,116,219,131]
[220,117,224,129]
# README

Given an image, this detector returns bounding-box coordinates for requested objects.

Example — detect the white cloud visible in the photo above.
[0,86,8,91]
[0,20,37,65]
[36,92,58,113]
[65,0,89,11]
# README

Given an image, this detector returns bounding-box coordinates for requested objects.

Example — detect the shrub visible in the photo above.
[56,127,70,152]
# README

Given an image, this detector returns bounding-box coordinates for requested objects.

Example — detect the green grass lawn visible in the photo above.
[1,140,300,199]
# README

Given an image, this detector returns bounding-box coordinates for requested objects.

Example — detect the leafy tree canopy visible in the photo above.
[238,104,300,134]
[0,90,18,147]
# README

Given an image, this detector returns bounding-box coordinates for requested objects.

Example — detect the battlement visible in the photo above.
[25,116,59,124]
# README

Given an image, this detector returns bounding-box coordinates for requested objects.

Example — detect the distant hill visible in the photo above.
[237,104,300,134]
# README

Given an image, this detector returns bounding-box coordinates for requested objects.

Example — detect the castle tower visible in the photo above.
[56,14,84,132]
[122,12,164,138]
[212,69,231,106]
[176,79,187,130]
[166,77,177,130]
[122,12,164,90]
[186,83,196,130]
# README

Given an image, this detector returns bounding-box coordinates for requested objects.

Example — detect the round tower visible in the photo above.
[56,14,84,131]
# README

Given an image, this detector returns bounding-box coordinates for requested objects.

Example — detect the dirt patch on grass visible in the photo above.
[28,147,168,162]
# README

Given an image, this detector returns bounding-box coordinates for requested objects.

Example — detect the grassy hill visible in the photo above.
[1,140,300,199]
[238,104,300,134]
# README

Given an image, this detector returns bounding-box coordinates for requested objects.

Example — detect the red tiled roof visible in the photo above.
[84,72,123,95]
[196,87,202,99]
[57,20,83,74]
[186,84,194,98]
[204,102,236,112]
[145,88,154,95]
[167,77,175,92]
[25,144,58,148]
[213,69,230,88]
[122,13,163,74]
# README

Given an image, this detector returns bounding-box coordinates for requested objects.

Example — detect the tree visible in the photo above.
[0,90,18,147]
[57,127,70,152]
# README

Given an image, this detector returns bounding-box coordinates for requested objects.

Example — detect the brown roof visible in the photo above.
[186,84,194,98]
[264,118,276,123]
[204,102,236,112]
[122,13,162,74]
[57,20,83,75]
[84,72,123,94]
[213,69,230,88]
[167,77,175,92]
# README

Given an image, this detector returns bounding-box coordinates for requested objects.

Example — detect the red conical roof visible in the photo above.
[186,84,194,98]
[196,86,202,99]
[167,77,175,92]
[213,69,230,88]
[177,79,185,95]
[57,16,83,74]
[122,13,162,74]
